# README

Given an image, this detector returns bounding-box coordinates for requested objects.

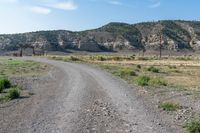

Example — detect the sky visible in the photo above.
[0,0,200,34]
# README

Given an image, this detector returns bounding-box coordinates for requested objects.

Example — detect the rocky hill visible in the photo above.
[0,20,200,53]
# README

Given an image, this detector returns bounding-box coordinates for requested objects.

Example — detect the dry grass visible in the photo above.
[48,55,200,91]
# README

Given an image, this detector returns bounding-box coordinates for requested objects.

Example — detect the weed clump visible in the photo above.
[184,119,200,133]
[117,69,137,77]
[0,78,11,92]
[6,88,20,100]
[149,78,167,86]
[168,65,177,69]
[147,66,159,73]
[69,56,80,61]
[159,102,180,111]
[135,75,150,86]
[97,56,106,61]
[112,56,121,61]
[135,76,167,87]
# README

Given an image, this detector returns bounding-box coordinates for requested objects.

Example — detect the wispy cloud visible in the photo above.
[149,0,161,8]
[149,2,161,8]
[49,1,78,11]
[90,0,134,8]
[30,6,51,15]
[108,0,122,5]
[0,0,18,3]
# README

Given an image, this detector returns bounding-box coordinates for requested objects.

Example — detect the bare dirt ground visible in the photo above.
[0,57,187,133]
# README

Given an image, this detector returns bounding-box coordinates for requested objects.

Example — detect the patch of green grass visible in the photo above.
[0,78,11,93]
[6,87,20,100]
[175,56,193,61]
[184,119,200,133]
[135,75,150,86]
[115,68,137,77]
[147,66,160,73]
[159,102,180,111]
[0,58,49,77]
[149,78,167,86]
[134,75,167,87]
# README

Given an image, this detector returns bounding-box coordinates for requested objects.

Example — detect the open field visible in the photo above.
[48,55,200,92]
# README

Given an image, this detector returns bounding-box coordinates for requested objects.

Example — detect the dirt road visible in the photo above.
[0,58,183,133]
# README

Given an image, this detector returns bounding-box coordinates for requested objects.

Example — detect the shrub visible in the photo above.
[136,65,141,69]
[168,65,177,69]
[97,56,106,61]
[0,78,11,93]
[130,55,136,60]
[51,56,63,61]
[147,66,159,73]
[6,88,20,100]
[149,78,167,86]
[135,76,150,86]
[69,56,80,61]
[136,57,149,60]
[184,119,200,133]
[112,56,121,61]
[159,102,180,111]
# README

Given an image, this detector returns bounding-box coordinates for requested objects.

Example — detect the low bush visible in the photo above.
[135,75,150,86]
[112,56,121,61]
[0,78,11,93]
[147,66,159,73]
[168,65,177,69]
[51,56,63,61]
[69,56,80,61]
[136,65,141,69]
[97,56,106,61]
[149,78,167,86]
[159,102,180,111]
[6,88,20,100]
[136,57,149,61]
[184,119,200,133]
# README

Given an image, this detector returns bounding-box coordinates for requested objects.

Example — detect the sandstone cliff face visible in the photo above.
[0,20,200,53]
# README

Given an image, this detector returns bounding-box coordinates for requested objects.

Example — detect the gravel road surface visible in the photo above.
[0,57,183,133]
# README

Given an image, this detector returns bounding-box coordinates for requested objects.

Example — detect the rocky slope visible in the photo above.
[0,20,200,53]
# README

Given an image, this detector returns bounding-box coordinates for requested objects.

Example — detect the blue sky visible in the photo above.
[0,0,199,34]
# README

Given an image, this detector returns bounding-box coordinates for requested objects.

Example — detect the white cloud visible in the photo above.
[0,0,18,3]
[108,0,122,5]
[30,6,51,15]
[49,1,78,11]
[149,1,161,8]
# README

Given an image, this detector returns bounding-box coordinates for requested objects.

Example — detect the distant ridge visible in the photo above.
[0,20,200,53]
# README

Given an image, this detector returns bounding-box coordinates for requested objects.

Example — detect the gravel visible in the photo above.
[0,57,188,133]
